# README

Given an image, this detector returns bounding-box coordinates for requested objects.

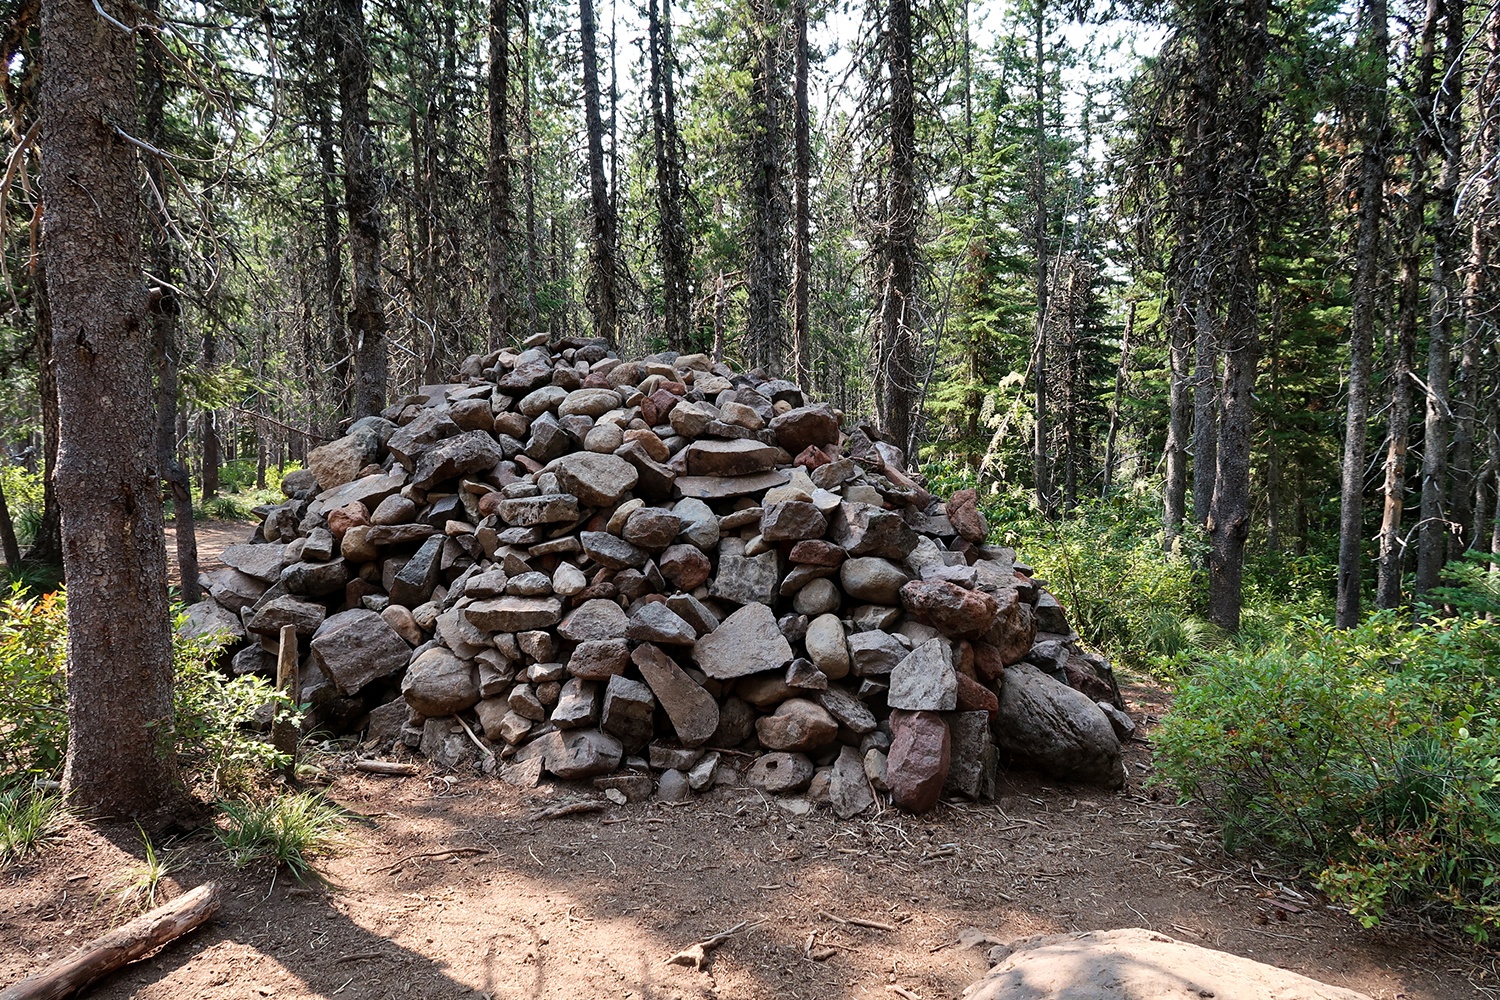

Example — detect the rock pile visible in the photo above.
[187,335,1131,814]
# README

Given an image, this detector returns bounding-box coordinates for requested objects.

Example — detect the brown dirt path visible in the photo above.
[1,691,1491,1000]
[164,518,251,589]
[6,524,1488,999]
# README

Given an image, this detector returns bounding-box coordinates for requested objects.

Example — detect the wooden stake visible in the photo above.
[0,882,220,1000]
[273,624,299,778]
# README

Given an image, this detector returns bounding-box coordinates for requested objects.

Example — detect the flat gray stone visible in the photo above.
[310,609,411,695]
[674,469,789,500]
[692,602,794,680]
[848,629,907,676]
[631,643,719,747]
[709,536,778,606]
[963,928,1373,1000]
[889,638,958,711]
[402,647,480,716]
[626,602,697,646]
[550,452,639,506]
[220,543,289,583]
[464,596,564,632]
[559,598,628,642]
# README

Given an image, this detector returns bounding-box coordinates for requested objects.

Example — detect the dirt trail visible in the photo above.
[1,697,1490,1000]
[3,522,1488,1000]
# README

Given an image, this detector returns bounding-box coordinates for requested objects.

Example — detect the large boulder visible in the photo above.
[963,928,1373,1000]
[310,609,411,695]
[994,663,1124,789]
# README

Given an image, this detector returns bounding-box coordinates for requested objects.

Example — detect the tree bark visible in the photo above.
[143,0,199,603]
[746,0,788,374]
[1336,0,1389,628]
[580,0,618,345]
[880,0,919,462]
[42,0,183,816]
[1031,0,1051,513]
[1206,0,1268,634]
[334,0,389,419]
[27,262,62,566]
[487,0,513,350]
[791,0,812,391]
[1102,299,1134,499]
[648,0,690,352]
[1377,0,1439,607]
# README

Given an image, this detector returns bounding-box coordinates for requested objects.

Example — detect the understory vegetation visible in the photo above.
[927,465,1500,943]
[0,585,342,878]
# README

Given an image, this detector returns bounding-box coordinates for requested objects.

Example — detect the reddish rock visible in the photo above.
[478,491,505,518]
[886,710,951,813]
[1064,654,1115,704]
[972,641,1007,683]
[947,489,989,543]
[326,502,370,540]
[981,589,1036,666]
[769,403,841,453]
[659,544,712,590]
[623,428,670,462]
[955,672,999,723]
[899,579,999,638]
[754,697,839,752]
[794,445,831,471]
[788,539,846,566]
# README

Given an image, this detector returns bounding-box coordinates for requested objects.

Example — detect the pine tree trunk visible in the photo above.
[1102,299,1134,499]
[316,110,349,423]
[1336,0,1389,628]
[42,0,183,816]
[1206,0,1268,634]
[649,0,690,352]
[27,262,62,566]
[579,0,618,345]
[881,0,918,462]
[1415,0,1466,599]
[488,0,513,351]
[791,0,812,391]
[1031,0,1050,512]
[1376,0,1438,607]
[747,0,788,374]
[334,0,389,419]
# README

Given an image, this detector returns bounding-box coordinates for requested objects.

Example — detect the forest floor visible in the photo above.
[3,519,1493,999]
[164,517,248,590]
[4,681,1495,1000]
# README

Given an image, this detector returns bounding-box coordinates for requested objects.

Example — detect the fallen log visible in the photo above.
[0,881,220,1000]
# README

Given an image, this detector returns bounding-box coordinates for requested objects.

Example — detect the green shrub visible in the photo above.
[0,586,296,796]
[216,791,345,880]
[1153,612,1500,940]
[0,586,68,787]
[0,465,44,545]
[172,616,297,797]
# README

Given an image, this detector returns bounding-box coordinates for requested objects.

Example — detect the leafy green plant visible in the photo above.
[216,791,346,880]
[1153,612,1500,940]
[0,585,68,787]
[172,616,297,797]
[0,787,65,867]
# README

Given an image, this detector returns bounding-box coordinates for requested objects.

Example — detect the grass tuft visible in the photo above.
[216,791,346,880]
[0,788,65,868]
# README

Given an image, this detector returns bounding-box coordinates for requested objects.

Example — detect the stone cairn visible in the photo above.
[185,335,1133,815]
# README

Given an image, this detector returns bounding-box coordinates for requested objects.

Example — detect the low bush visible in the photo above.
[0,585,295,797]
[1153,613,1500,940]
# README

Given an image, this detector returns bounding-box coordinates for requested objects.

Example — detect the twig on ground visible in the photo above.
[665,919,757,971]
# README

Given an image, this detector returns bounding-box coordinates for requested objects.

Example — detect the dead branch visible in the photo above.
[0,882,220,1000]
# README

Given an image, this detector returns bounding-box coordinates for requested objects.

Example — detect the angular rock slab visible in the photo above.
[887,709,950,813]
[550,452,639,506]
[402,647,481,716]
[830,745,875,818]
[692,602,794,680]
[465,596,564,632]
[674,469,789,500]
[310,609,411,695]
[994,664,1124,789]
[889,638,958,711]
[631,643,719,747]
[962,928,1373,1000]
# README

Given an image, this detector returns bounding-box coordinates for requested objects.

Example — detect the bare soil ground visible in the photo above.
[3,684,1494,1000]
[164,518,248,589]
[5,521,1493,999]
